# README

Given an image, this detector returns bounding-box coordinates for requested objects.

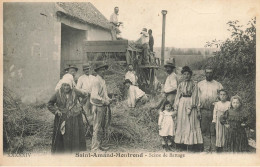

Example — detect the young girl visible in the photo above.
[212,89,230,152]
[220,95,252,152]
[158,101,177,150]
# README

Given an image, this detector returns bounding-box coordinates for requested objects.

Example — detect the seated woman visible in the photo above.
[124,79,148,108]
[47,77,86,154]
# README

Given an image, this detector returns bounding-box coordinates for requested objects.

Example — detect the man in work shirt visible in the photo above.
[124,79,148,108]
[110,7,123,40]
[76,63,96,123]
[90,63,112,151]
[163,60,178,105]
[197,66,223,152]
[136,28,150,65]
[125,64,138,86]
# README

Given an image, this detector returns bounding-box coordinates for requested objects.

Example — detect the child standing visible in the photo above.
[220,95,253,152]
[158,101,177,150]
[212,89,230,152]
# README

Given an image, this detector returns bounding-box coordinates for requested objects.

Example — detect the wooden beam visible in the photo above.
[83,40,129,52]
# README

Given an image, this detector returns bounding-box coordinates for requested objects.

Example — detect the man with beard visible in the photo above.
[197,66,223,152]
[163,60,178,105]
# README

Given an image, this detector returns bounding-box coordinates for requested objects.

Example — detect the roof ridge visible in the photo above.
[56,2,111,30]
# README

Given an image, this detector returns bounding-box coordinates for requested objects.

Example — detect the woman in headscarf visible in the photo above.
[174,66,203,151]
[48,77,86,154]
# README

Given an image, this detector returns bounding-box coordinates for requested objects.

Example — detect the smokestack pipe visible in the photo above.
[161,10,167,66]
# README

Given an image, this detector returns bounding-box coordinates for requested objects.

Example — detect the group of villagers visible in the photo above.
[154,60,254,153]
[47,59,254,154]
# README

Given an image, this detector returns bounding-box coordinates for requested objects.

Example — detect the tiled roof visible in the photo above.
[56,2,111,30]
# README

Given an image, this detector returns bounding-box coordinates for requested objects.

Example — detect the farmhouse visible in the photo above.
[3,2,116,103]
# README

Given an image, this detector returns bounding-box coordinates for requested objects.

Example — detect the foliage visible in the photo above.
[169,48,216,56]
[204,17,256,77]
[202,17,256,129]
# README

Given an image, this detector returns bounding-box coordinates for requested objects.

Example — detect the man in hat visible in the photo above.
[55,64,78,91]
[90,62,112,151]
[197,66,223,152]
[124,79,148,108]
[125,64,138,86]
[163,60,178,105]
[136,28,150,65]
[76,63,97,123]
[110,7,123,40]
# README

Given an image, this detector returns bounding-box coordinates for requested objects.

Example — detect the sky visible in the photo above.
[89,0,258,48]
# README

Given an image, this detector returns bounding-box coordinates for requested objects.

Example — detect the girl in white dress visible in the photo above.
[212,89,230,152]
[158,101,177,150]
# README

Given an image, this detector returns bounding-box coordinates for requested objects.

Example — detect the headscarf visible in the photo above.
[55,74,76,91]
[57,74,77,109]
[60,76,73,88]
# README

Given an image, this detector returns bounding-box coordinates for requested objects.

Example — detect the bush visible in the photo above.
[204,17,256,77]
[191,17,256,129]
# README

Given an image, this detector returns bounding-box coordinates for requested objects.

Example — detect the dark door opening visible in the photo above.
[61,23,87,78]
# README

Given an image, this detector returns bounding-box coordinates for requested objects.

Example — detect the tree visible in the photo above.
[205,17,256,77]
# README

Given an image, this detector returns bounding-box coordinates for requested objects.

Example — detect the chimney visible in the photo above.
[161,10,167,66]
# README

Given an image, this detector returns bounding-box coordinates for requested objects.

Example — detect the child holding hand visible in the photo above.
[158,101,177,151]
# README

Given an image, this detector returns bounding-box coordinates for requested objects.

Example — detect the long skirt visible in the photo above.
[174,97,203,145]
[224,127,249,152]
[51,114,86,154]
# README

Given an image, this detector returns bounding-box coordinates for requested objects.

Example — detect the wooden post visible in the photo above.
[161,10,167,66]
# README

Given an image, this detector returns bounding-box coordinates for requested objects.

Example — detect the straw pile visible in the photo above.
[3,86,53,153]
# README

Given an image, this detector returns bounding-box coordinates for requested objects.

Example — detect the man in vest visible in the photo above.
[163,60,178,105]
